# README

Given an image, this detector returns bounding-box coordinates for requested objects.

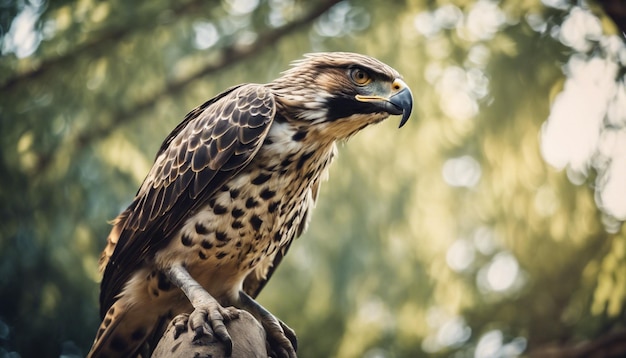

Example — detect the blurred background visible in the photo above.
[1,0,625,357]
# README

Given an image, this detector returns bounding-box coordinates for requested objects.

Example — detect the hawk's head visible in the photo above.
[269,52,413,139]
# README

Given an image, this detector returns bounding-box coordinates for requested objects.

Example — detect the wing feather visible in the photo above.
[99,84,275,317]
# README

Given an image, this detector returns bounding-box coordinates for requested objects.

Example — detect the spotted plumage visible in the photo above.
[88,52,413,358]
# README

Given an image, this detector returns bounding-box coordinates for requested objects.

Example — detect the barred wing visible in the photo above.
[100,84,275,316]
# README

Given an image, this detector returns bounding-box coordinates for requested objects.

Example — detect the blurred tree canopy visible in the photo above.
[1,0,625,357]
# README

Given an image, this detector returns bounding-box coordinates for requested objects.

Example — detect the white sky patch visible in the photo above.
[477,252,522,294]
[414,11,440,38]
[442,155,482,188]
[267,0,294,28]
[475,330,503,358]
[463,0,506,41]
[224,0,260,16]
[437,67,478,120]
[314,2,369,38]
[559,7,602,52]
[433,4,463,30]
[441,90,478,121]
[475,330,527,358]
[415,4,495,122]
[541,0,571,10]
[541,56,617,172]
[436,316,471,348]
[446,239,476,272]
[596,129,626,220]
[467,44,491,68]
[193,22,219,50]
[475,251,525,296]
[526,13,548,33]
[356,297,393,331]
[2,5,43,58]
[422,307,471,353]
[472,226,498,255]
[540,6,626,222]
[486,252,519,292]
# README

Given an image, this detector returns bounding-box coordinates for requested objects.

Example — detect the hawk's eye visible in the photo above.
[350,68,372,85]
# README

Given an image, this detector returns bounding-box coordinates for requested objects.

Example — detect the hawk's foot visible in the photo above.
[171,306,240,342]
[238,291,297,358]
[188,303,240,343]
[166,264,241,355]
[264,316,297,358]
[171,313,189,339]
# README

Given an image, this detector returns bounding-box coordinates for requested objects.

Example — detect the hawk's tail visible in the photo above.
[87,299,159,358]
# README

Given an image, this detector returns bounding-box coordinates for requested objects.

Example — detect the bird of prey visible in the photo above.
[88,52,413,358]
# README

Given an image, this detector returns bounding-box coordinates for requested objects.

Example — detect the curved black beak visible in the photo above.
[388,79,413,128]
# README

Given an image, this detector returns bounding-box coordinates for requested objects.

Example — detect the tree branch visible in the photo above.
[597,0,626,37]
[0,0,218,91]
[36,0,341,175]
[529,330,626,358]
[76,0,340,148]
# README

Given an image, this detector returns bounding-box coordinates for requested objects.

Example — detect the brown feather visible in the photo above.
[99,84,275,318]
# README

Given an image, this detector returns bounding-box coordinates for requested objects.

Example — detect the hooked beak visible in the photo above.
[355,78,413,128]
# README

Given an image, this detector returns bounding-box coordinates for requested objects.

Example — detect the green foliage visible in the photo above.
[1,0,624,357]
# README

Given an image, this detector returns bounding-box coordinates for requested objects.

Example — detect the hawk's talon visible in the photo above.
[238,291,297,358]
[280,319,298,352]
[265,319,297,358]
[188,307,214,341]
[171,313,189,339]
[221,306,241,321]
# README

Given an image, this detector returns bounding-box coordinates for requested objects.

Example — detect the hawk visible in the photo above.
[88,52,413,358]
